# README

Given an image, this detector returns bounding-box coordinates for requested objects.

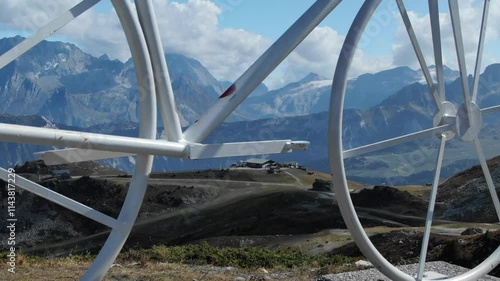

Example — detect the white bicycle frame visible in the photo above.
[0,1,341,280]
[2,1,497,280]
[1,0,346,164]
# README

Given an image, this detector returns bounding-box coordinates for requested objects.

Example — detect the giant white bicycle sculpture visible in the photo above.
[0,0,498,280]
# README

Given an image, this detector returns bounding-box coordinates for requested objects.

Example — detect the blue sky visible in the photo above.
[0,0,499,89]
[175,0,430,38]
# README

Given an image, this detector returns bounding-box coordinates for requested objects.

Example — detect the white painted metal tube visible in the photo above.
[0,123,186,158]
[482,104,500,115]
[395,0,440,109]
[330,0,500,280]
[343,124,451,159]
[82,0,157,279]
[0,0,100,69]
[417,136,446,281]
[429,0,445,103]
[136,0,183,142]
[34,149,134,165]
[474,138,500,220]
[34,139,310,164]
[0,168,118,228]
[189,140,294,159]
[472,0,491,102]
[183,0,342,143]
[449,1,472,107]
[329,1,414,281]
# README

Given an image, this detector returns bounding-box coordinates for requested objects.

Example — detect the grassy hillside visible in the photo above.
[1,160,500,279]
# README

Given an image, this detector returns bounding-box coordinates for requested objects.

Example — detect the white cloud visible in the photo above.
[0,0,80,33]
[0,0,130,59]
[0,0,394,90]
[392,0,500,74]
[0,0,497,90]
[272,26,344,87]
[150,0,272,81]
[268,25,394,89]
[0,0,272,82]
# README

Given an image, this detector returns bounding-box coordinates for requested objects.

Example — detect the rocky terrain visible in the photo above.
[1,159,499,279]
[331,230,500,277]
[0,36,226,127]
[438,156,500,223]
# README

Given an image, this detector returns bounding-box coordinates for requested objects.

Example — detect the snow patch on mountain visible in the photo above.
[301,80,331,91]
[128,156,136,166]
[41,116,57,129]
[418,65,460,85]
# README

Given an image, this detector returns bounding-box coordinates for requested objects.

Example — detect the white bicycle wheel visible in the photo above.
[0,1,160,280]
[329,0,499,280]
[1,0,346,279]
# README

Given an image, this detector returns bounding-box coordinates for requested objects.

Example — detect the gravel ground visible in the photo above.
[318,261,500,281]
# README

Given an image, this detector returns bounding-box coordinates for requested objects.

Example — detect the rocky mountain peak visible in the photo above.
[299,72,326,84]
[0,37,230,127]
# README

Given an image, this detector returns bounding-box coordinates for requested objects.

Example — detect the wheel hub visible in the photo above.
[456,101,483,142]
[433,101,457,141]
[433,101,483,142]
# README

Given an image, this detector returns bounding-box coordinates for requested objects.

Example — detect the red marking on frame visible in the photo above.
[219,84,236,98]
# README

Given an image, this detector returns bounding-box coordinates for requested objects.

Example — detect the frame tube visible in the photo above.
[183,0,342,143]
[0,0,100,69]
[0,168,118,228]
[0,123,186,158]
[82,0,157,279]
[329,1,500,280]
[136,0,183,142]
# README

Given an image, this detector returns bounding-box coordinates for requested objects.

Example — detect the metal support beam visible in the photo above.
[136,0,183,142]
[189,140,309,159]
[183,0,342,143]
[0,123,186,158]
[0,167,118,228]
[82,0,157,279]
[34,140,310,164]
[0,0,101,69]
[34,148,133,165]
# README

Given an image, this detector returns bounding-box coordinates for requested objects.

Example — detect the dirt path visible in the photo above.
[284,171,303,186]
[148,177,302,187]
[355,207,459,226]
[102,176,304,188]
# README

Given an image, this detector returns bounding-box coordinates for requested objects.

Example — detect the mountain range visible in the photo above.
[0,36,228,127]
[0,36,461,126]
[0,36,499,185]
[239,65,460,119]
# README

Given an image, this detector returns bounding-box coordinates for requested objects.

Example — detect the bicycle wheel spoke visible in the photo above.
[343,124,451,159]
[428,0,445,102]
[396,0,440,108]
[472,0,491,103]
[474,139,500,220]
[0,0,100,69]
[482,104,500,115]
[449,0,472,106]
[331,0,500,279]
[417,135,447,281]
[0,167,118,228]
